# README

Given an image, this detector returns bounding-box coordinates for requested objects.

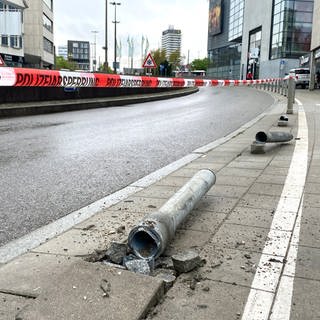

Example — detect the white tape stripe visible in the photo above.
[242,103,308,319]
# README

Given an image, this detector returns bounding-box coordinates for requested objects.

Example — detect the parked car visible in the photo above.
[284,68,310,89]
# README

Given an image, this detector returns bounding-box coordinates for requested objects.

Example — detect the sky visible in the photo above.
[54,0,209,69]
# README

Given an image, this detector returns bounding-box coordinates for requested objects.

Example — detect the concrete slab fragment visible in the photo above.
[0,293,31,320]
[304,182,320,194]
[33,228,110,256]
[303,193,320,208]
[290,278,320,320]
[210,223,269,253]
[295,246,320,281]
[75,209,143,232]
[16,260,164,320]
[164,229,212,256]
[200,246,260,287]
[299,207,320,248]
[0,253,81,296]
[226,207,275,229]
[147,279,250,320]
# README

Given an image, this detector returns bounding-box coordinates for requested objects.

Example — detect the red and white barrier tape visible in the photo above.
[0,67,282,88]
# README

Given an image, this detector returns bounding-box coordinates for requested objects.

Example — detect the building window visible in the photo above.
[43,14,53,33]
[229,0,245,41]
[208,43,242,79]
[10,35,21,48]
[270,0,314,59]
[43,0,53,10]
[1,35,8,46]
[43,37,53,53]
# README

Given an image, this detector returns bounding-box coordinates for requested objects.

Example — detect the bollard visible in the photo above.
[280,80,284,95]
[287,77,295,114]
[128,169,216,260]
[278,115,288,127]
[255,131,293,143]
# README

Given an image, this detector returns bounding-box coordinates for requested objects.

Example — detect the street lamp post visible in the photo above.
[91,30,99,71]
[105,0,108,71]
[110,2,121,74]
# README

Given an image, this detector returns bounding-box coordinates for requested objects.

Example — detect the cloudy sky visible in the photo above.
[54,0,209,69]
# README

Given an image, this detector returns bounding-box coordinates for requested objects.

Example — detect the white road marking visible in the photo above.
[242,99,308,320]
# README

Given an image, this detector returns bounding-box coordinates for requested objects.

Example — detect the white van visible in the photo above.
[286,68,310,88]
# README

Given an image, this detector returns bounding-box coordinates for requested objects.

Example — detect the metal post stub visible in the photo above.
[251,141,265,154]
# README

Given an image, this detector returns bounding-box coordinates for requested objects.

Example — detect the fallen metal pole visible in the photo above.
[128,169,216,260]
[255,131,293,143]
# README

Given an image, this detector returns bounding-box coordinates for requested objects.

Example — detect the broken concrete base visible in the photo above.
[278,120,288,127]
[15,260,164,320]
[250,141,265,154]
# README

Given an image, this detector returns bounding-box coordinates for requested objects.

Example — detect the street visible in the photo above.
[0,87,273,246]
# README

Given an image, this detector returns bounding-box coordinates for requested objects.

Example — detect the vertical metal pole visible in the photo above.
[105,0,108,71]
[287,77,295,114]
[309,50,316,91]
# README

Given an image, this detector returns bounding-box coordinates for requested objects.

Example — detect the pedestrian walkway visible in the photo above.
[0,89,319,319]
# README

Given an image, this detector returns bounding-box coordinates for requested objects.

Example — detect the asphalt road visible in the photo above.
[0,87,274,246]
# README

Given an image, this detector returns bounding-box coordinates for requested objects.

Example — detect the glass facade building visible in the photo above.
[270,0,314,59]
[229,0,245,41]
[207,0,244,79]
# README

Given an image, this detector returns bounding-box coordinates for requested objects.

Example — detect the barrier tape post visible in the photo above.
[287,77,295,114]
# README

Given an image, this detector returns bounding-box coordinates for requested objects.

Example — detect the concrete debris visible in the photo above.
[102,261,126,270]
[152,269,176,291]
[171,251,203,274]
[105,242,128,264]
[154,256,174,270]
[100,279,111,298]
[124,259,151,275]
[116,225,126,234]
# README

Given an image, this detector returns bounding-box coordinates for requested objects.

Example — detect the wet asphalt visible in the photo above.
[0,87,273,246]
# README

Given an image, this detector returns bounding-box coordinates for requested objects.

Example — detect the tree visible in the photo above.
[169,50,182,71]
[151,48,167,75]
[190,58,210,71]
[55,56,76,70]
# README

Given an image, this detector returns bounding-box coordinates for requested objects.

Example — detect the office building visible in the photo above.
[310,0,320,89]
[57,45,67,59]
[67,40,90,71]
[161,25,182,58]
[207,0,314,79]
[207,0,243,79]
[23,0,54,69]
[0,0,27,67]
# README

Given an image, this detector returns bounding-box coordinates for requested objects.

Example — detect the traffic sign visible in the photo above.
[142,53,157,69]
[0,55,5,66]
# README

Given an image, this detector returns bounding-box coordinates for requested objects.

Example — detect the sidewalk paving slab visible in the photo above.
[15,260,164,320]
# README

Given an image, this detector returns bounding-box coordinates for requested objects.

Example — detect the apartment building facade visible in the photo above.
[0,0,27,67]
[67,40,90,71]
[23,0,54,68]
